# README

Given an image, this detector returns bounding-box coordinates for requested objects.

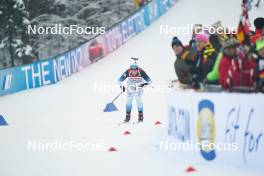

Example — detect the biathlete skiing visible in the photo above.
[118,58,152,123]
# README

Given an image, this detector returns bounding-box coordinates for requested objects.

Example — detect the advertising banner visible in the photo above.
[168,91,264,170]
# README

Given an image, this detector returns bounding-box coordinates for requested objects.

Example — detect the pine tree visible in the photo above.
[0,0,30,67]
[27,0,55,20]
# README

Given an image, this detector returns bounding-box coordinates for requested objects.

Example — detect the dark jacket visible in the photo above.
[190,43,218,82]
[209,34,222,53]
[174,47,197,84]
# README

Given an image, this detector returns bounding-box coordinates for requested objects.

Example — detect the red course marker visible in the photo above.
[123,131,131,135]
[185,166,196,173]
[108,147,117,152]
[154,121,161,125]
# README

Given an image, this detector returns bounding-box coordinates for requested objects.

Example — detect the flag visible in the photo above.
[236,0,251,45]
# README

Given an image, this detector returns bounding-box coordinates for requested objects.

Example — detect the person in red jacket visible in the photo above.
[251,17,264,44]
[219,38,257,91]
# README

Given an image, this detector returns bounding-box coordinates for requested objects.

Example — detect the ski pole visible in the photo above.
[111,91,123,103]
[255,0,261,7]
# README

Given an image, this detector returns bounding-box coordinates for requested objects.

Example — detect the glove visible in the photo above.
[120,85,125,92]
[139,83,148,88]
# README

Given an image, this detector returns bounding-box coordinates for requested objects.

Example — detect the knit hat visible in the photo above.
[254,17,264,30]
[222,38,240,49]
[171,37,183,48]
[130,63,138,70]
[195,34,209,43]
[212,20,223,29]
[256,38,264,51]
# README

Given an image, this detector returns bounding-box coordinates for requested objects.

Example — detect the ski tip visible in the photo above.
[118,122,128,125]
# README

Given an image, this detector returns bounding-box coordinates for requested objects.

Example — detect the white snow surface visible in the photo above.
[0,0,263,175]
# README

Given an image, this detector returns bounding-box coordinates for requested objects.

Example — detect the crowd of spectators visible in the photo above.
[171,17,264,93]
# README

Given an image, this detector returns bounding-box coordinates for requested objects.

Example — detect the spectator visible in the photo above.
[209,21,229,52]
[219,38,257,90]
[251,17,264,44]
[171,37,197,84]
[134,0,145,8]
[256,38,264,92]
[189,24,203,51]
[189,34,217,88]
[205,51,223,84]
[205,22,230,84]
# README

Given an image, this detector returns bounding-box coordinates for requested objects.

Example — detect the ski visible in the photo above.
[118,121,143,125]
[118,121,131,125]
[132,121,143,124]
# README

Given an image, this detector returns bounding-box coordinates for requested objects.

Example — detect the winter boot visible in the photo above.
[138,112,144,122]
[124,113,131,122]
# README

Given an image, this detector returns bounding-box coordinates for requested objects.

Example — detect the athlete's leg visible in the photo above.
[135,89,144,121]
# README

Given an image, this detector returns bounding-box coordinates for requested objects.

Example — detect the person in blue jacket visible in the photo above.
[118,62,152,122]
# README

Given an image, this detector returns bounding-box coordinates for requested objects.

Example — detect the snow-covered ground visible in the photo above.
[0,0,263,175]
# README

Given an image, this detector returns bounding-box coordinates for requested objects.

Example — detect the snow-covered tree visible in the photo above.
[0,0,137,68]
[0,0,33,67]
